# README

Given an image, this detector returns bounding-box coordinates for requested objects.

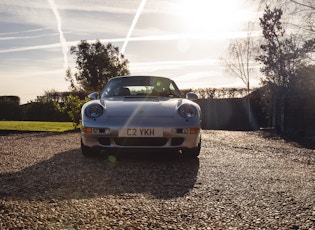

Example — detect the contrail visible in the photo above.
[121,0,147,54]
[0,31,258,54]
[47,0,68,69]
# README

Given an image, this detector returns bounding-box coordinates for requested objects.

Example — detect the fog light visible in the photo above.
[92,128,99,134]
[97,128,111,134]
[172,128,200,134]
[182,128,190,134]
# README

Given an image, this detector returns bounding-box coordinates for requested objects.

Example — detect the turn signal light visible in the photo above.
[81,127,92,133]
[189,127,200,134]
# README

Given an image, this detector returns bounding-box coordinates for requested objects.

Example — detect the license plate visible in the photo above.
[119,128,163,137]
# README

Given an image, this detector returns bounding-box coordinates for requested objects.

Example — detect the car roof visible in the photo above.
[110,75,173,81]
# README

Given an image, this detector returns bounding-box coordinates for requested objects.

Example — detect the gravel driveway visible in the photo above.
[0,130,314,229]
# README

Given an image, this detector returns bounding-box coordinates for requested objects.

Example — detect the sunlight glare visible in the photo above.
[175,0,249,33]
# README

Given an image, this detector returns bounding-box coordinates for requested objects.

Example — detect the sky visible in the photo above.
[0,0,261,104]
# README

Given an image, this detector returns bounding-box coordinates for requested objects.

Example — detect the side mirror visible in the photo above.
[186,92,198,101]
[88,92,99,100]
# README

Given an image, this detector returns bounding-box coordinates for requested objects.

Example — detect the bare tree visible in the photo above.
[224,30,255,94]
[250,0,314,34]
[223,24,257,127]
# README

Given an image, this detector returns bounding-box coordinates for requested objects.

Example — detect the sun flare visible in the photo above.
[175,0,250,33]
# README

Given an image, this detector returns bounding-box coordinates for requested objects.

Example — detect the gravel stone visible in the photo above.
[0,130,314,229]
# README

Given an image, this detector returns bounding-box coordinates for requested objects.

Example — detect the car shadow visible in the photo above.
[0,149,199,201]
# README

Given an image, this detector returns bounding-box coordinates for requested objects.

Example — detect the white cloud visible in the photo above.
[0,0,261,104]
[0,27,53,36]
[58,0,140,14]
[130,58,219,73]
[0,67,69,103]
[0,31,255,54]
[0,33,59,41]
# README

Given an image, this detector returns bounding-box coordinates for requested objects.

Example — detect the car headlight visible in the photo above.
[85,104,103,118]
[178,104,198,119]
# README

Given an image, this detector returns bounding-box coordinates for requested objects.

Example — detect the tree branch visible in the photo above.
[289,0,315,10]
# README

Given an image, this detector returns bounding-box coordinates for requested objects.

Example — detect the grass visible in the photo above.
[0,121,76,132]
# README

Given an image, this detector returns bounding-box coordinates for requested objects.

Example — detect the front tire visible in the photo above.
[182,138,201,158]
[81,139,99,157]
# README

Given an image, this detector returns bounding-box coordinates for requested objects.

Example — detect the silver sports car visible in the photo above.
[81,76,202,157]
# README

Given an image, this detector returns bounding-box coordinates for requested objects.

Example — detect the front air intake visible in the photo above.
[114,137,167,146]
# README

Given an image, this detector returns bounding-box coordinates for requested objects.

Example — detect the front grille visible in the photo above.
[114,137,168,147]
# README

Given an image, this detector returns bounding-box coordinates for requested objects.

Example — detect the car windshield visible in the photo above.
[101,76,182,98]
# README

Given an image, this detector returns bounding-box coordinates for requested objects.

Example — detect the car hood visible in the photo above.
[103,97,183,117]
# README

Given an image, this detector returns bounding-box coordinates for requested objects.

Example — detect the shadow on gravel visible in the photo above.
[286,137,315,150]
[0,149,199,201]
[259,130,315,150]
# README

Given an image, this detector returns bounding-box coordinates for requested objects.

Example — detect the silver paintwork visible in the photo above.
[81,76,201,152]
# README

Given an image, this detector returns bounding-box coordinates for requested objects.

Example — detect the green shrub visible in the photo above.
[0,96,21,120]
[21,100,69,122]
[60,94,89,128]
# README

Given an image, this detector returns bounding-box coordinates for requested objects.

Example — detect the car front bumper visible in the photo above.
[81,123,201,150]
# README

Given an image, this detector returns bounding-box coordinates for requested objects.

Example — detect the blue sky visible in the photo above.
[0,0,260,104]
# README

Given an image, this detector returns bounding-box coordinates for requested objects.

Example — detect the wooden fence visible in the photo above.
[276,96,315,136]
[196,96,315,136]
[196,98,258,131]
